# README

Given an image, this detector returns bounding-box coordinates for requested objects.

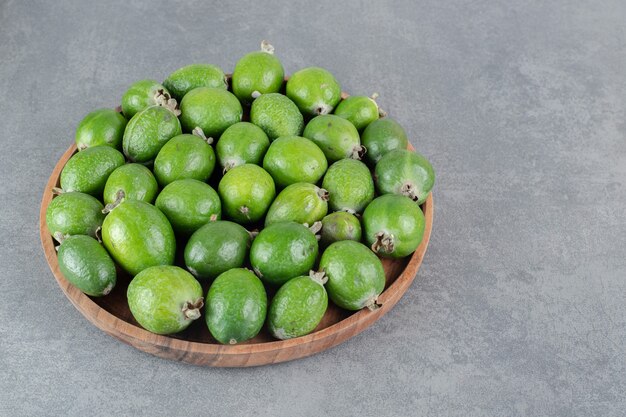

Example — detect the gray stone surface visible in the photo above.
[1,0,625,415]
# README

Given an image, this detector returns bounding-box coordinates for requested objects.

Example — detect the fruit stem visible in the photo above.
[95,226,103,243]
[102,190,125,214]
[308,221,323,235]
[365,297,382,311]
[182,298,204,321]
[247,230,259,240]
[51,187,64,196]
[251,90,262,99]
[400,182,420,202]
[154,89,181,116]
[371,231,395,255]
[317,188,329,201]
[53,231,67,244]
[261,40,275,54]
[315,104,332,115]
[370,92,379,101]
[351,145,367,160]
[309,270,328,285]
[239,206,250,219]
[192,127,214,145]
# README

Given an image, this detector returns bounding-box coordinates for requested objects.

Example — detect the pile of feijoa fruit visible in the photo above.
[46,41,435,344]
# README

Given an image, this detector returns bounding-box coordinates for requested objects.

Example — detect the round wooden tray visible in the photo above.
[40,141,433,368]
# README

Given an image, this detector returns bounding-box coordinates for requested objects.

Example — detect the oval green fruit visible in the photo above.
[322,159,374,213]
[57,235,116,297]
[75,108,127,150]
[320,212,362,246]
[218,164,275,224]
[250,221,318,286]
[265,183,328,226]
[184,221,251,280]
[205,268,267,344]
[333,95,380,131]
[362,194,425,258]
[121,79,171,119]
[122,105,182,163]
[102,199,175,276]
[286,67,341,116]
[268,273,328,340]
[375,149,435,205]
[319,240,385,310]
[155,179,221,235]
[303,114,364,162]
[153,134,215,186]
[127,265,204,335]
[46,192,105,239]
[179,87,242,138]
[163,64,227,100]
[232,42,284,104]
[103,163,158,205]
[216,122,270,171]
[249,93,304,140]
[60,146,125,197]
[361,118,408,165]
[262,136,328,188]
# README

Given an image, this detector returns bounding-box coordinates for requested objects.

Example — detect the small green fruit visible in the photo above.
[60,146,125,197]
[286,67,341,116]
[216,122,270,172]
[103,163,158,205]
[163,64,227,100]
[232,41,284,104]
[75,108,127,150]
[262,136,328,188]
[121,79,171,119]
[46,192,105,240]
[322,159,374,213]
[218,164,275,224]
[361,118,408,165]
[375,149,435,205]
[122,105,182,163]
[265,182,328,226]
[303,114,364,162]
[153,134,216,187]
[179,87,242,138]
[250,93,303,140]
[320,212,362,246]
[333,95,381,131]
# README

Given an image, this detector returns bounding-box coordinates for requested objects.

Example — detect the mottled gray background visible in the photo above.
[1,0,625,415]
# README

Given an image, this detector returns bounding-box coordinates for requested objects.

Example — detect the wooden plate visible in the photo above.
[40,127,433,368]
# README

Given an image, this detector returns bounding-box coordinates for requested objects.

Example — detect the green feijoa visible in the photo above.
[60,146,125,197]
[218,164,275,224]
[303,114,364,162]
[232,41,284,104]
[163,64,227,100]
[57,235,116,297]
[262,136,328,188]
[205,268,267,344]
[103,163,158,205]
[322,159,374,214]
[268,272,328,340]
[361,118,408,165]
[333,95,381,131]
[362,194,425,258]
[46,192,104,240]
[184,221,251,280]
[153,134,215,187]
[122,105,182,163]
[75,108,127,151]
[320,212,362,246]
[179,87,243,138]
[319,240,385,310]
[102,199,175,276]
[375,149,435,205]
[216,122,270,172]
[250,222,319,286]
[155,179,221,235]
[127,265,204,335]
[249,93,304,140]
[121,79,171,119]
[265,183,328,226]
[286,67,341,116]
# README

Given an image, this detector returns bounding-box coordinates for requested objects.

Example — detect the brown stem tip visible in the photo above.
[371,231,395,255]
[182,298,204,320]
[400,182,420,202]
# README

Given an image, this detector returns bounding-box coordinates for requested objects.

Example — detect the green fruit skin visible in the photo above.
[121,79,170,119]
[103,163,158,205]
[319,240,385,310]
[102,200,176,276]
[249,93,304,140]
[265,183,328,226]
[262,136,328,188]
[218,164,275,224]
[302,114,362,162]
[46,192,105,239]
[60,146,125,197]
[322,159,374,213]
[268,275,328,340]
[362,194,425,258]
[333,96,379,131]
[375,149,435,205]
[320,212,362,246]
[127,265,203,335]
[205,268,267,344]
[155,179,221,235]
[57,235,117,297]
[216,122,270,171]
[163,64,227,100]
[184,221,251,280]
[361,118,409,165]
[153,134,216,187]
[122,105,182,163]
[179,87,243,138]
[250,222,318,286]
[232,51,284,104]
[75,108,127,150]
[286,67,342,116]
